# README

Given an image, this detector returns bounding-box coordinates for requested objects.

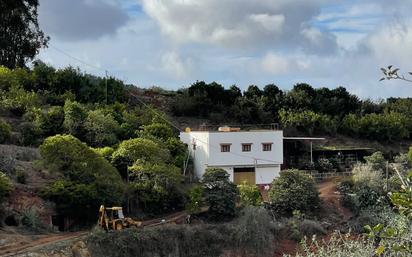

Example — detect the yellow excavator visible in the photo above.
[98,205,142,231]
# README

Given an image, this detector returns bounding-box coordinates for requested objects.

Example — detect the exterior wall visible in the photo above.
[255,165,281,184]
[208,131,283,166]
[180,132,209,180]
[180,130,283,184]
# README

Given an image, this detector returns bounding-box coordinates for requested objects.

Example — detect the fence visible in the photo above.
[304,170,352,181]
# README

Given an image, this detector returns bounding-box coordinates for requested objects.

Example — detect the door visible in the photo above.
[233,167,255,185]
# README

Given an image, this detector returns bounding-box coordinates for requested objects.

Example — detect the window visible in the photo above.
[242,143,252,152]
[262,143,272,151]
[220,144,231,152]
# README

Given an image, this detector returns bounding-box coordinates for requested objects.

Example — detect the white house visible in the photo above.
[180,127,283,185]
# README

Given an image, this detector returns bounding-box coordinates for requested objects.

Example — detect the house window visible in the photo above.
[220,144,231,152]
[242,143,252,152]
[262,143,273,151]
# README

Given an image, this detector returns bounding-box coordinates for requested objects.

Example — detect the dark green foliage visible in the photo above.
[0,0,49,68]
[128,161,185,215]
[202,168,239,221]
[139,123,174,141]
[84,110,119,147]
[269,169,320,217]
[40,135,125,222]
[111,138,170,178]
[0,171,12,203]
[0,85,40,116]
[18,121,41,146]
[186,185,203,214]
[63,100,87,139]
[341,112,410,141]
[36,106,64,136]
[0,119,11,143]
[88,224,227,257]
[16,169,27,184]
[279,109,337,135]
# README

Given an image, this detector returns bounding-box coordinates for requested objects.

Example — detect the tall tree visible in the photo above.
[0,0,49,68]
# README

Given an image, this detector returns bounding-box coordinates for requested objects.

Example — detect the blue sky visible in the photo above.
[37,0,412,99]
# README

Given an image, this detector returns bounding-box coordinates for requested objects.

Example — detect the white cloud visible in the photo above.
[141,0,337,54]
[261,53,291,75]
[160,51,193,79]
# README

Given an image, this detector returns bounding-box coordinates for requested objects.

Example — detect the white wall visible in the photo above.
[255,165,281,184]
[208,131,283,166]
[180,130,283,184]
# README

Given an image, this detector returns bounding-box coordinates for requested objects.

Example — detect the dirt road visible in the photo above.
[0,231,88,257]
[318,179,353,221]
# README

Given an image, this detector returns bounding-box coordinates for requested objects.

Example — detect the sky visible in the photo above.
[37,0,412,99]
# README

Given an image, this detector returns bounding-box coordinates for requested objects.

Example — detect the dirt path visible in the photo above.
[318,179,353,221]
[0,231,88,257]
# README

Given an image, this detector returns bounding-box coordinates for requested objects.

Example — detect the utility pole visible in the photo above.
[105,70,108,105]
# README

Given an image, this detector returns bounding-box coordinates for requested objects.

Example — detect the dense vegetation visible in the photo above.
[172,81,412,141]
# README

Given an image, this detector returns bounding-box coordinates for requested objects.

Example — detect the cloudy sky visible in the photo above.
[37,0,412,99]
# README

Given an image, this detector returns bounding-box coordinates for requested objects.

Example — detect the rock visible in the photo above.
[71,241,90,257]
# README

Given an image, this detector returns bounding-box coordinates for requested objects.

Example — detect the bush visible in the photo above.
[315,158,333,173]
[0,85,40,116]
[111,138,170,179]
[63,100,87,138]
[16,169,27,184]
[88,224,227,257]
[202,168,239,221]
[128,161,185,215]
[352,164,383,192]
[84,110,119,147]
[0,171,12,203]
[40,135,125,222]
[238,181,262,206]
[186,185,204,214]
[21,207,42,231]
[18,121,42,146]
[36,106,64,136]
[364,151,386,172]
[0,119,11,144]
[268,169,320,217]
[139,123,174,141]
[231,206,274,257]
[92,147,115,162]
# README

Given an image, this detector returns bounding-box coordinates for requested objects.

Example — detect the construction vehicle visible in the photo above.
[98,205,142,231]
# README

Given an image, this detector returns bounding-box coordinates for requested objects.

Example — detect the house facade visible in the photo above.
[180,128,283,185]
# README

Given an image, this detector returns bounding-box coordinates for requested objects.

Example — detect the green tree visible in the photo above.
[139,123,174,141]
[111,138,170,179]
[0,171,13,203]
[63,100,87,138]
[238,182,262,206]
[269,169,320,216]
[40,135,124,221]
[202,168,239,221]
[0,84,39,116]
[36,106,64,137]
[0,0,49,68]
[128,161,185,215]
[0,119,11,144]
[84,110,119,147]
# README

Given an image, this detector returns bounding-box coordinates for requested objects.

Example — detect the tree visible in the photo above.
[202,168,239,221]
[269,169,320,216]
[0,171,13,204]
[40,135,124,222]
[128,161,185,215]
[84,110,119,147]
[139,123,174,141]
[0,0,49,68]
[63,100,87,139]
[0,119,11,144]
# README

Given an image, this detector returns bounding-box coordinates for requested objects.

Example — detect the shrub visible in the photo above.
[139,123,174,141]
[63,100,87,138]
[202,168,239,221]
[0,171,12,203]
[21,207,42,231]
[40,135,125,222]
[315,158,333,173]
[36,106,64,136]
[0,85,40,116]
[128,161,185,215]
[88,224,227,257]
[92,147,115,162]
[238,181,263,206]
[84,110,119,147]
[364,151,386,172]
[0,119,11,144]
[16,169,27,184]
[111,138,170,179]
[268,169,320,217]
[352,164,383,192]
[18,121,42,146]
[186,185,204,214]
[231,206,274,257]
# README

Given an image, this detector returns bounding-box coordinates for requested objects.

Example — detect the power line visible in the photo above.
[48,44,106,72]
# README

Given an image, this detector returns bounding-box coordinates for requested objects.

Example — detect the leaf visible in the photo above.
[408,72,412,75]
[379,78,385,81]
[388,65,393,70]
[392,68,399,74]
[380,68,386,73]
[376,245,385,255]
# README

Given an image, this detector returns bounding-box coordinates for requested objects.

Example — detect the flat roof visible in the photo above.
[283,137,326,140]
